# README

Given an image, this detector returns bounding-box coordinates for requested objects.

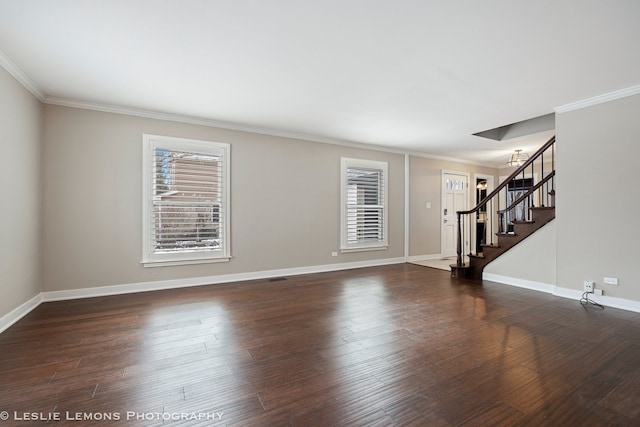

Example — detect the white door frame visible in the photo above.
[441,170,470,258]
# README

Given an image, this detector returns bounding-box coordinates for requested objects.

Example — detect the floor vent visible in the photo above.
[268,277,287,282]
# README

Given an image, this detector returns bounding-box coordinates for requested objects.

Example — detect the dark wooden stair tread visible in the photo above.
[480,244,501,249]
[452,205,555,280]
[449,262,472,268]
[449,262,473,278]
[450,135,556,280]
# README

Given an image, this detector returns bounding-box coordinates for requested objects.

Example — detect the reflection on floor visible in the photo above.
[3,264,640,425]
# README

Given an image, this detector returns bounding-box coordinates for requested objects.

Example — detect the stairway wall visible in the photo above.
[483,220,556,286]
[556,92,640,302]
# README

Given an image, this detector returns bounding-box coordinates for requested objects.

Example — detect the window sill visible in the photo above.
[340,245,388,254]
[142,256,231,268]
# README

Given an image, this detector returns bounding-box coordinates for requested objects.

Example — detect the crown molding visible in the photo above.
[43,97,497,166]
[44,96,413,156]
[406,149,487,167]
[0,48,46,101]
[555,84,640,113]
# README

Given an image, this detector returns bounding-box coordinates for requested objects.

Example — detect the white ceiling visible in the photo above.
[1,0,639,166]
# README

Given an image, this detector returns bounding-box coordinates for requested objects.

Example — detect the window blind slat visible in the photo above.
[151,146,225,255]
[345,165,385,245]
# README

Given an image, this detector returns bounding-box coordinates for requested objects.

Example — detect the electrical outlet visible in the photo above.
[331,252,338,257]
[584,281,595,293]
[604,277,618,285]
[594,288,603,296]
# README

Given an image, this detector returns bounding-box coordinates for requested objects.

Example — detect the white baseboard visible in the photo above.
[482,273,555,294]
[41,257,405,302]
[4,259,638,335]
[552,286,640,313]
[407,254,445,263]
[0,258,403,333]
[483,273,640,313]
[0,294,42,334]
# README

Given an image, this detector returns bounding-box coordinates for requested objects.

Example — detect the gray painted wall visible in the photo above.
[409,155,497,257]
[484,220,556,285]
[41,105,406,292]
[556,93,640,300]
[0,66,42,319]
[4,68,639,321]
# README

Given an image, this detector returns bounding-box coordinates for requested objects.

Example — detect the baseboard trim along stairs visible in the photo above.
[451,207,555,279]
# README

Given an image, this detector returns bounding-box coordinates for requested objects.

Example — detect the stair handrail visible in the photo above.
[498,170,556,214]
[458,135,555,216]
[455,135,556,268]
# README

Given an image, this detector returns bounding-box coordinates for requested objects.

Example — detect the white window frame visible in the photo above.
[142,134,231,267]
[340,158,389,253]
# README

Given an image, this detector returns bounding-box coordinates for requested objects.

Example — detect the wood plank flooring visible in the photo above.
[1,263,639,426]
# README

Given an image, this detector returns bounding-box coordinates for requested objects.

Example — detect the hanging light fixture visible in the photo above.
[507,149,529,167]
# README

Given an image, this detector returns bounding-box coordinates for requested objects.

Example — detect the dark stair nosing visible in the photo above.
[451,206,555,280]
[531,206,554,210]
[450,262,474,278]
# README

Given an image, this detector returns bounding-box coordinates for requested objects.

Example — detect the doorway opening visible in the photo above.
[473,174,494,255]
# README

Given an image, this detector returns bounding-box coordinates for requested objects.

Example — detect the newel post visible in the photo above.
[456,212,462,267]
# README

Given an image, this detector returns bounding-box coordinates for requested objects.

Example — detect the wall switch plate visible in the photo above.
[604,277,618,285]
[426,202,432,208]
[584,281,595,293]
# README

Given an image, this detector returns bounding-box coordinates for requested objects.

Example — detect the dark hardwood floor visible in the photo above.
[1,263,639,426]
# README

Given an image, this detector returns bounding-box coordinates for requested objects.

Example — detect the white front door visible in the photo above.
[442,172,469,257]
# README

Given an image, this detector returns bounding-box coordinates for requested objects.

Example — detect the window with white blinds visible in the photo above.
[142,135,230,266]
[340,158,388,252]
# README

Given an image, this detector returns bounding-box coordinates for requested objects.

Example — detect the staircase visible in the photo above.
[450,136,556,280]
